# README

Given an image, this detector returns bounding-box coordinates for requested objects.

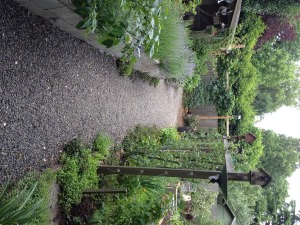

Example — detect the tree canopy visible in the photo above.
[252,43,300,115]
[254,130,300,224]
[229,130,300,225]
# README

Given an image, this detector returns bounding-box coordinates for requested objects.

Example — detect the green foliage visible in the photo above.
[228,182,262,225]
[259,130,300,179]
[117,56,137,76]
[180,0,202,14]
[183,74,201,93]
[57,140,107,212]
[0,182,45,225]
[122,126,161,152]
[274,200,298,225]
[216,13,265,133]
[73,0,162,72]
[282,19,300,61]
[152,0,195,79]
[182,35,216,93]
[242,0,300,19]
[210,79,235,116]
[5,170,56,225]
[183,77,211,109]
[90,175,171,225]
[94,133,112,156]
[233,126,264,171]
[252,43,300,115]
[159,127,179,145]
[122,126,224,170]
[234,130,300,224]
[191,187,218,222]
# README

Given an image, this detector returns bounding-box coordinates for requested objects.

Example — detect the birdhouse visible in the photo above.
[250,169,272,187]
[231,132,257,144]
[243,132,257,143]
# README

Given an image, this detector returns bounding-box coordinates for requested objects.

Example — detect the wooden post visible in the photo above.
[98,165,271,187]
[83,188,127,194]
[197,115,234,120]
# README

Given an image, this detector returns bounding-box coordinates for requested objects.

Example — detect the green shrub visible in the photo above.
[90,176,171,225]
[63,138,85,157]
[73,0,162,66]
[183,77,211,109]
[94,133,112,157]
[0,182,45,225]
[159,128,179,145]
[183,74,201,93]
[122,126,161,152]
[57,146,104,212]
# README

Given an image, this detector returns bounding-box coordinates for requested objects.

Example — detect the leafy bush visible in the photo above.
[183,77,212,109]
[210,79,235,116]
[73,0,162,66]
[94,133,112,157]
[242,0,300,19]
[183,74,201,93]
[90,175,171,225]
[215,12,265,134]
[57,143,107,212]
[159,127,179,145]
[0,182,45,225]
[122,126,161,153]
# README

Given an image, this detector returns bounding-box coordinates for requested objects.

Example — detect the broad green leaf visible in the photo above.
[110,26,125,38]
[75,20,85,29]
[99,36,120,48]
[76,17,92,29]
[75,6,91,16]
[101,39,115,48]
[149,44,155,59]
[120,21,129,29]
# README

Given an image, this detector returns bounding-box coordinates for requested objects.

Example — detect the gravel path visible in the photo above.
[0,1,183,184]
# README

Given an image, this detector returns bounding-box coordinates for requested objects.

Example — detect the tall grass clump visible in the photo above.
[154,0,195,80]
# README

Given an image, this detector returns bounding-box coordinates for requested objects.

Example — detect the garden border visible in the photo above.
[13,0,165,78]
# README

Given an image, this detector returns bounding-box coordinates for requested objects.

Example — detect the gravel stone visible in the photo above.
[0,1,183,184]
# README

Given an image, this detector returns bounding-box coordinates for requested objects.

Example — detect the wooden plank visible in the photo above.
[83,188,127,194]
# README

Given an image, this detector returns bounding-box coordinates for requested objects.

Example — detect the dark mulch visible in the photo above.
[0,0,183,184]
[67,196,98,225]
